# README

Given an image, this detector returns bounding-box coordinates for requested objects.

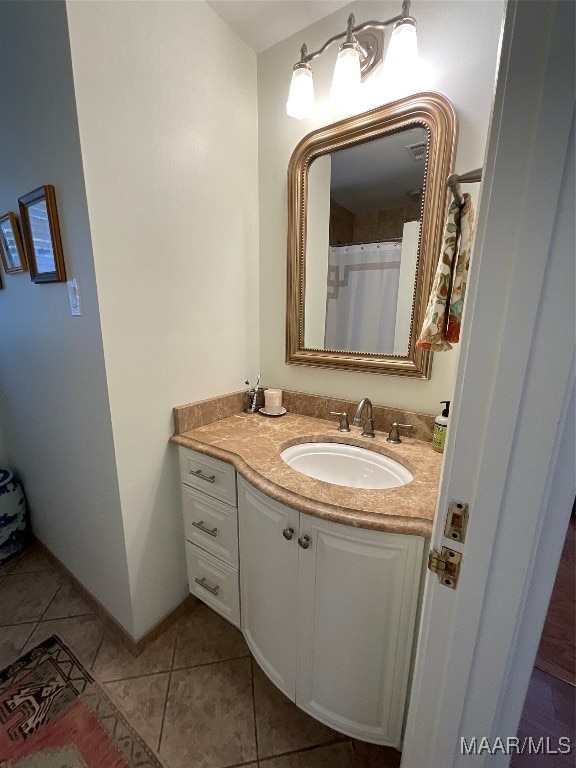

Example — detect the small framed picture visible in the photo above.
[18,185,66,283]
[0,212,27,274]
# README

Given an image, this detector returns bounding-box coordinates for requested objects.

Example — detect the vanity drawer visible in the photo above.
[182,485,239,567]
[179,448,237,507]
[185,542,240,628]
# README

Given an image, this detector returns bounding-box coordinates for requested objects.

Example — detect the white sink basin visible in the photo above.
[280,442,413,489]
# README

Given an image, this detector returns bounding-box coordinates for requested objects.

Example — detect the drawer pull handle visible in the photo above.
[283,527,295,540]
[192,520,218,537]
[194,576,220,596]
[191,469,216,483]
[298,535,311,550]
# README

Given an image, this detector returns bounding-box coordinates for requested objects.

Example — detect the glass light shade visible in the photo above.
[382,19,419,93]
[330,45,361,104]
[286,65,315,119]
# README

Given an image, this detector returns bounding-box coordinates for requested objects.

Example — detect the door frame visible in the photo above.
[401,2,575,766]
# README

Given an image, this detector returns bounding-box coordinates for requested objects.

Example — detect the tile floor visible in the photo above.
[0,543,401,768]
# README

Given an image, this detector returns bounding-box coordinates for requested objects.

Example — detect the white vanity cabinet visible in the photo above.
[238,478,300,698]
[179,448,240,627]
[238,477,424,747]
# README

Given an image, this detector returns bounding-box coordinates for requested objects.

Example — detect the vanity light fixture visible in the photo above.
[286,0,419,119]
[329,15,362,105]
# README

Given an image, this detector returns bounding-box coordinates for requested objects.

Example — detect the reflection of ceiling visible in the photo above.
[328,127,428,213]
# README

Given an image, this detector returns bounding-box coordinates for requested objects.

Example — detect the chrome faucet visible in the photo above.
[353,398,375,438]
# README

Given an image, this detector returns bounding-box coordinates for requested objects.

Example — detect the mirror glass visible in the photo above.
[0,219,20,269]
[28,200,54,272]
[286,93,457,378]
[304,126,428,356]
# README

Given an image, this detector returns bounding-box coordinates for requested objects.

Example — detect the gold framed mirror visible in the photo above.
[286,92,457,378]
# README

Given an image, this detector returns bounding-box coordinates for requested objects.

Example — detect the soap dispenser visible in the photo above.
[432,401,450,453]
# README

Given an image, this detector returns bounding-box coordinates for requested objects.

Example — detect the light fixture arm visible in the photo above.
[296,1,411,66]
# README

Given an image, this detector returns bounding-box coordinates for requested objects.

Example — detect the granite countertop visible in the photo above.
[170,411,442,537]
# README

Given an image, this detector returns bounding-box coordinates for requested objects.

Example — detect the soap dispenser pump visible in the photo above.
[432,400,450,453]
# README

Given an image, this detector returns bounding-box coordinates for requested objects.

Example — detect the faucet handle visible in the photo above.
[386,422,413,444]
[330,411,351,432]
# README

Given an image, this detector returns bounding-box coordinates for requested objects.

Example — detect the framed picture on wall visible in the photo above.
[0,212,27,274]
[18,185,66,283]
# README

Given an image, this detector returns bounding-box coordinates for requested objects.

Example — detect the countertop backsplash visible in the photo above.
[173,389,435,443]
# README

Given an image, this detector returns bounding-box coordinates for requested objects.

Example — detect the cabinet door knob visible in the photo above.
[283,527,295,540]
[298,535,311,549]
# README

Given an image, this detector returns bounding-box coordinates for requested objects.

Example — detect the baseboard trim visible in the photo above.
[534,657,576,687]
[32,536,196,656]
[134,593,198,655]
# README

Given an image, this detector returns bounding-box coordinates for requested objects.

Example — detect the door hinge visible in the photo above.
[428,547,462,589]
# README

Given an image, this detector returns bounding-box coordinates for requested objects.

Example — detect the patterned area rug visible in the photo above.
[0,635,164,767]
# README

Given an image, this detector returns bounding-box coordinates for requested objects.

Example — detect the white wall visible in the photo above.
[67,1,259,638]
[258,0,505,414]
[394,221,419,355]
[305,155,331,348]
[0,2,133,629]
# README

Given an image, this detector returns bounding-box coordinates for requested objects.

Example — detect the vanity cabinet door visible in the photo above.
[295,515,424,747]
[238,479,299,700]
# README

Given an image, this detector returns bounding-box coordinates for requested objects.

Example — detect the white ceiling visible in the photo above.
[206,0,353,53]
[330,127,428,212]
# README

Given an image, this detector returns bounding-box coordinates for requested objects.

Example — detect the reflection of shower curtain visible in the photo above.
[324,242,401,353]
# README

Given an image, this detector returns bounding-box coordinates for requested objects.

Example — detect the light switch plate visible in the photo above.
[67,278,82,316]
